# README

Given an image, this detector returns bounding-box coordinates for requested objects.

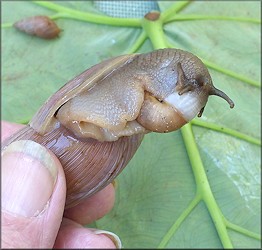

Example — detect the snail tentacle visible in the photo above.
[209,86,235,108]
[175,62,194,95]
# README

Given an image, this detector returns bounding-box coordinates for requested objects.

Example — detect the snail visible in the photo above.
[2,49,234,208]
[13,16,61,39]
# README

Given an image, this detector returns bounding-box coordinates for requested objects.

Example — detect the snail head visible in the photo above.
[136,49,235,133]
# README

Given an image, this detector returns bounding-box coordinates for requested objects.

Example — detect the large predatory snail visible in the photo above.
[2,49,234,208]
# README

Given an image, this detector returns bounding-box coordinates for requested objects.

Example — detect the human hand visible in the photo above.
[1,121,121,248]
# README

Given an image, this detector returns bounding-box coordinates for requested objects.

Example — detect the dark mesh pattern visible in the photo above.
[93,1,159,18]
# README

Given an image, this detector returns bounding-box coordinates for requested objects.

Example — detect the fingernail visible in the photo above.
[92,229,122,249]
[1,140,58,217]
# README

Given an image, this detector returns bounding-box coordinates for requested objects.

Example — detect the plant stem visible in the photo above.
[1,23,12,28]
[17,119,30,125]
[202,58,260,88]
[125,31,147,54]
[157,194,201,248]
[161,1,192,22]
[225,219,261,240]
[165,14,261,24]
[181,124,233,248]
[141,13,167,49]
[191,119,261,146]
[33,1,141,27]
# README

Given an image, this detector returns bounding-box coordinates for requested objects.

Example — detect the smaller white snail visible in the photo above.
[2,49,234,208]
[13,16,61,39]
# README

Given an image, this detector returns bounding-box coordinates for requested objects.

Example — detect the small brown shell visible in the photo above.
[13,16,61,39]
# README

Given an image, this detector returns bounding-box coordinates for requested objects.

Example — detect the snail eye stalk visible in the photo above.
[209,86,235,108]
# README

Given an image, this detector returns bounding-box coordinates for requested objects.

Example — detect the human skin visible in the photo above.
[1,121,119,248]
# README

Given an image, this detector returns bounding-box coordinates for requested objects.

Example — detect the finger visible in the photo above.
[54,218,121,249]
[1,121,25,142]
[2,122,116,223]
[1,140,66,248]
[64,184,115,225]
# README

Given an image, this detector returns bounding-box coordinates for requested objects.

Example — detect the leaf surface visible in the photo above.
[1,1,260,248]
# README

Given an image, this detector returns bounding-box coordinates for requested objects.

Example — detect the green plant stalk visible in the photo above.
[17,119,30,125]
[164,14,261,24]
[33,1,141,27]
[157,194,201,248]
[181,124,233,248]
[202,59,260,88]
[50,13,68,20]
[225,219,261,240]
[125,31,147,54]
[191,119,261,146]
[141,13,168,49]
[161,1,192,22]
[1,23,12,28]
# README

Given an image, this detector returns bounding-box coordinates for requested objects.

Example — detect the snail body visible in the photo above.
[13,16,61,39]
[2,49,234,208]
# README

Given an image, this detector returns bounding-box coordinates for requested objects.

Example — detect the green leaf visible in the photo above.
[2,1,260,248]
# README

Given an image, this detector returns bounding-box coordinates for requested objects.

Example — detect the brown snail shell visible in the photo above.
[2,49,234,208]
[13,16,61,39]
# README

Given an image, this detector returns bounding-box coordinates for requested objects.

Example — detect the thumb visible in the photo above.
[1,140,66,248]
